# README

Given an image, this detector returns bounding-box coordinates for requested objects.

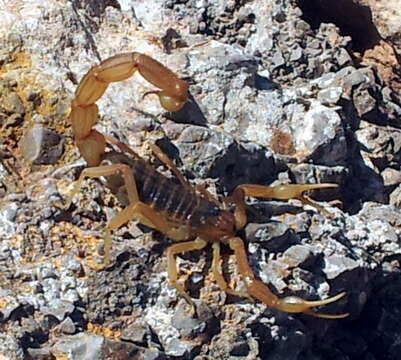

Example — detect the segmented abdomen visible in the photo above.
[104,152,206,223]
[133,158,199,222]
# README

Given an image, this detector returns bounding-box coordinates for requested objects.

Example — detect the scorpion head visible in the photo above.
[213,209,237,236]
[190,201,236,241]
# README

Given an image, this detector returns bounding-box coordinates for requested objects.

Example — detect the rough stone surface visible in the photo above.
[0,0,401,359]
[356,0,401,48]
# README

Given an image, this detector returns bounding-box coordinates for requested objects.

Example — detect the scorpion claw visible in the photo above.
[143,89,186,112]
[277,292,348,319]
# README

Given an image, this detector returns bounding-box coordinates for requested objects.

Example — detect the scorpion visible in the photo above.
[66,52,348,319]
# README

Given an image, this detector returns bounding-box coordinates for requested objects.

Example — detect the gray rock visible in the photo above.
[57,317,76,335]
[172,124,236,178]
[53,333,104,360]
[292,102,347,166]
[0,294,21,321]
[164,337,198,357]
[0,202,18,238]
[317,86,343,105]
[245,222,297,252]
[381,167,401,186]
[2,91,24,116]
[172,304,206,338]
[21,124,64,165]
[282,245,314,269]
[323,255,360,280]
[121,321,149,344]
[26,347,54,360]
[0,334,24,360]
[143,348,166,360]
[40,299,74,322]
[389,183,401,207]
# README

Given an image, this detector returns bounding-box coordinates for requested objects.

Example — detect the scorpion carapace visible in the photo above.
[66,52,348,319]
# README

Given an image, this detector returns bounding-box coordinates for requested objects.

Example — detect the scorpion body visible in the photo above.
[101,150,234,243]
[66,52,348,318]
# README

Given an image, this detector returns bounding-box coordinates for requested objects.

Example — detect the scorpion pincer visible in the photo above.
[66,52,348,319]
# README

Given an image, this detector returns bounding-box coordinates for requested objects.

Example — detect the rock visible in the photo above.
[323,255,360,280]
[381,167,401,187]
[0,334,24,360]
[0,202,18,239]
[163,337,198,357]
[389,184,401,207]
[2,92,25,117]
[230,339,250,356]
[292,102,347,166]
[52,333,104,359]
[57,317,76,335]
[171,302,206,338]
[52,333,148,359]
[21,124,64,165]
[282,245,314,269]
[356,1,401,48]
[143,348,166,360]
[121,322,149,344]
[26,347,53,360]
[40,300,74,322]
[245,222,297,252]
[317,86,343,105]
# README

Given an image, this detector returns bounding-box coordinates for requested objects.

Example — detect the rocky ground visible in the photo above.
[0,0,401,359]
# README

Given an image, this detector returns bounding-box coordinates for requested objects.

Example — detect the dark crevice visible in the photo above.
[297,0,381,52]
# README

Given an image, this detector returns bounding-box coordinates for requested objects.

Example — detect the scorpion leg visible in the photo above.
[103,136,190,187]
[64,163,139,266]
[229,237,348,319]
[65,163,139,209]
[103,134,142,160]
[229,183,338,218]
[104,198,192,267]
[146,142,190,188]
[66,158,193,267]
[211,242,251,299]
[105,203,206,310]
[166,238,207,309]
